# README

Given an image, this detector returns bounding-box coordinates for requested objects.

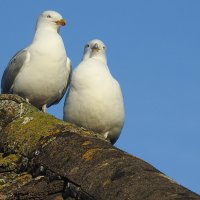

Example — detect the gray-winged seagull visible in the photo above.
[1,10,72,112]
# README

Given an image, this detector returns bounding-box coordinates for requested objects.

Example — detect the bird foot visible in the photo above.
[19,98,30,118]
[42,104,47,112]
[103,131,109,139]
[25,98,30,104]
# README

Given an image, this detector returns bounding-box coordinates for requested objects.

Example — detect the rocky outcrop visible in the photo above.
[0,94,199,200]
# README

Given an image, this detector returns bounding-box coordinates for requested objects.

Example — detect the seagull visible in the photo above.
[63,39,125,144]
[1,10,72,112]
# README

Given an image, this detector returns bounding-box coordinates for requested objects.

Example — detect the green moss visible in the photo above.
[82,148,102,161]
[1,95,105,157]
[0,153,19,172]
[2,108,69,156]
[0,179,6,185]
[0,172,32,193]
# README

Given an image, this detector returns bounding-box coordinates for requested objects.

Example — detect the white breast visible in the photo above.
[13,31,68,108]
[64,58,125,143]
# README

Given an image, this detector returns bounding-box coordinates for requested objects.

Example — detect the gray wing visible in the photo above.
[1,49,28,93]
[51,57,72,106]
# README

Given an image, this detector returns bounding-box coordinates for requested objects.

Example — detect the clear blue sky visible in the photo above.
[0,0,199,194]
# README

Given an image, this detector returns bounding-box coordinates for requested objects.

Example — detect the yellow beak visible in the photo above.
[55,19,67,26]
[91,43,100,52]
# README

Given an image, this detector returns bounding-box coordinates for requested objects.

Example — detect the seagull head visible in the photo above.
[36,10,67,32]
[82,39,107,60]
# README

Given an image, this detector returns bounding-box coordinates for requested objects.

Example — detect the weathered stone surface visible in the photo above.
[11,177,65,200]
[0,94,199,200]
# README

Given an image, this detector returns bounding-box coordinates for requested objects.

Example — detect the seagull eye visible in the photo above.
[85,44,90,48]
[47,15,51,18]
[103,46,106,49]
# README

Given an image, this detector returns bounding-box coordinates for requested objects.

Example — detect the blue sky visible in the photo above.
[0,0,200,194]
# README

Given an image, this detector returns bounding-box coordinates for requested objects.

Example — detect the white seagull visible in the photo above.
[1,10,72,112]
[63,39,125,144]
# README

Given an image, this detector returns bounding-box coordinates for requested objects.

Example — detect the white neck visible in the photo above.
[32,27,61,46]
[30,26,66,60]
[91,53,107,65]
[33,19,60,39]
